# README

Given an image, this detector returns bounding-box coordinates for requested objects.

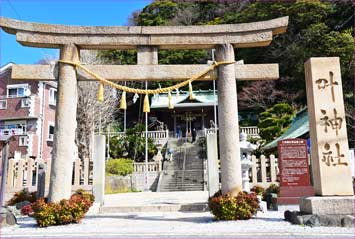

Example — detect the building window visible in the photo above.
[49,88,57,106]
[21,98,30,108]
[7,84,30,98]
[19,136,28,146]
[48,124,55,141]
[0,100,7,109]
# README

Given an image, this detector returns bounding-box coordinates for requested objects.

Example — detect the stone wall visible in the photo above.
[105,172,160,193]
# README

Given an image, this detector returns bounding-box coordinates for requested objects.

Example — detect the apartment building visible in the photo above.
[0,62,56,162]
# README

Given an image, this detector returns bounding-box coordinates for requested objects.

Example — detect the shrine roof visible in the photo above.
[263,108,309,150]
[150,90,217,109]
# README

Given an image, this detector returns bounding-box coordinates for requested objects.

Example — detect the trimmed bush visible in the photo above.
[7,189,37,206]
[208,191,259,220]
[105,158,134,176]
[21,189,94,227]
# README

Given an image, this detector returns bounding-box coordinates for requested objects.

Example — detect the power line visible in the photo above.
[4,0,57,62]
[6,0,22,20]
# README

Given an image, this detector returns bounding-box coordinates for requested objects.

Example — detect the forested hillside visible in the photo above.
[99,0,354,144]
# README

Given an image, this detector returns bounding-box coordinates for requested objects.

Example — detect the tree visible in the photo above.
[109,123,157,162]
[258,103,295,142]
[76,50,120,160]
[37,51,120,160]
[99,0,354,145]
[237,80,300,111]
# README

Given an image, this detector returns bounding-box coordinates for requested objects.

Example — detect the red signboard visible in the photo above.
[278,139,311,187]
[277,138,314,204]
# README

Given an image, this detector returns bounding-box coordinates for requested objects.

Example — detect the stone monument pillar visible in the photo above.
[297,57,354,220]
[305,57,353,196]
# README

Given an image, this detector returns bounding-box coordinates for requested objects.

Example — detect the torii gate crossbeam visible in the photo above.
[0,16,288,202]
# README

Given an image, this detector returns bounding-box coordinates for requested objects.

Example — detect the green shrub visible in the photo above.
[208,191,259,220]
[250,185,265,196]
[262,183,280,201]
[105,158,134,176]
[28,190,94,227]
[7,189,37,205]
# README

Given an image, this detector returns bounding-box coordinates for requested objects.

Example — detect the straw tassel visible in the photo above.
[120,91,127,110]
[168,91,174,109]
[143,94,150,113]
[189,81,194,100]
[97,83,104,102]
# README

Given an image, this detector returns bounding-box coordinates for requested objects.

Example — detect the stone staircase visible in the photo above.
[158,138,205,192]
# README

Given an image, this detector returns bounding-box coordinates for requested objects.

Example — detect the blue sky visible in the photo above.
[0,0,152,65]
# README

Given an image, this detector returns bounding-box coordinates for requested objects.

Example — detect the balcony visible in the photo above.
[0,124,27,136]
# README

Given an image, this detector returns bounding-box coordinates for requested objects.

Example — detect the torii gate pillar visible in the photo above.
[216,44,242,195]
[48,44,79,202]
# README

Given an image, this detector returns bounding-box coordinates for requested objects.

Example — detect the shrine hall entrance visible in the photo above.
[149,90,217,138]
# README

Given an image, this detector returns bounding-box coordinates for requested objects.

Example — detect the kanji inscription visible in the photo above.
[320,108,343,136]
[315,71,338,102]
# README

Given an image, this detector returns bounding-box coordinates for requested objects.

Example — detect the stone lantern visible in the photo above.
[239,132,257,192]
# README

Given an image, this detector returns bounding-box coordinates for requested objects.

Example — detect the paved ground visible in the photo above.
[1,192,354,238]
[103,191,208,207]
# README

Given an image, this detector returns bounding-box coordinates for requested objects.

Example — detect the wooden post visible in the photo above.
[48,44,79,202]
[216,44,242,196]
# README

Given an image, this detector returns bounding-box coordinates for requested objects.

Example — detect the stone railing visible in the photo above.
[133,161,162,173]
[204,128,218,135]
[203,126,260,137]
[100,130,168,139]
[240,126,260,137]
[100,130,169,146]
[5,157,92,195]
[250,155,279,188]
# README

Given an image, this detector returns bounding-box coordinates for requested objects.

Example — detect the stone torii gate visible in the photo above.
[0,16,288,202]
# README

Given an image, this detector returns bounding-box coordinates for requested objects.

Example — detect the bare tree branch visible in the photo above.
[77,50,120,160]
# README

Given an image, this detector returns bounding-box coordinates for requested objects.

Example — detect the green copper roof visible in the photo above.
[263,108,309,150]
[150,90,217,109]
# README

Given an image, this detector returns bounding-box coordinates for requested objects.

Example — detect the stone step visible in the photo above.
[100,203,208,213]
[160,185,204,188]
[159,189,204,192]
